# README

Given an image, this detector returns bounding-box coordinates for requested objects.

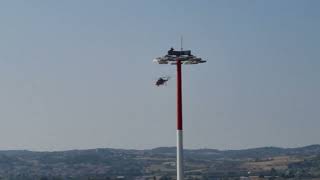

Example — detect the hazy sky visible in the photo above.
[0,1,319,151]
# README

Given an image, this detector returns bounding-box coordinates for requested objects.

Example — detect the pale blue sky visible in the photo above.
[0,1,319,151]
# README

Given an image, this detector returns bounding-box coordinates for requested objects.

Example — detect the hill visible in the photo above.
[0,145,319,179]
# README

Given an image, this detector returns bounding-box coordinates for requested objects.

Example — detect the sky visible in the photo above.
[0,0,319,151]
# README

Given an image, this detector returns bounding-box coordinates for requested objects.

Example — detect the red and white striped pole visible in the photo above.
[176,59,184,180]
[154,46,206,180]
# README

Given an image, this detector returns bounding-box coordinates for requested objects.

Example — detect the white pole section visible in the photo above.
[177,130,184,180]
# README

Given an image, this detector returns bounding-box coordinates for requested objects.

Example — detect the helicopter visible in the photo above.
[155,76,170,86]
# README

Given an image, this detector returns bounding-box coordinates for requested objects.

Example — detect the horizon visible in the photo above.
[1,143,320,153]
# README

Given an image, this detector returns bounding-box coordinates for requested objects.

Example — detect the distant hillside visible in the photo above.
[0,144,319,179]
[288,155,320,177]
[149,144,320,159]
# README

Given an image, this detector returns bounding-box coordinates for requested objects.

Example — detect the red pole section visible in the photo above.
[177,60,183,130]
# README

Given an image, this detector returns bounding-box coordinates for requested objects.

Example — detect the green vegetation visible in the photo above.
[0,145,319,179]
